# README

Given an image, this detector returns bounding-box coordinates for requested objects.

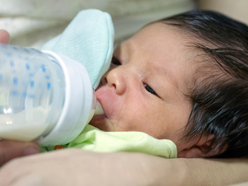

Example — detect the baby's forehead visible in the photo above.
[127,22,209,91]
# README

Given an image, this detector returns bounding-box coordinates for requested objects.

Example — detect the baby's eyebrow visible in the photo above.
[114,40,133,60]
[124,39,135,55]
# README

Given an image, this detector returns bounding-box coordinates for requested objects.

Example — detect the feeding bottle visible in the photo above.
[0,44,103,146]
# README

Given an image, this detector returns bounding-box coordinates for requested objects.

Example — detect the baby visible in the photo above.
[44,9,248,159]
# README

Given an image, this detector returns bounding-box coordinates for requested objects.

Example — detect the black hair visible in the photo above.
[159,10,248,158]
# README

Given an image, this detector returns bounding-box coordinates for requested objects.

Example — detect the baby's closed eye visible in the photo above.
[111,57,121,66]
[143,83,158,96]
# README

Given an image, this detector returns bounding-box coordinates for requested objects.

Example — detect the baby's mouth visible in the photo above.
[90,114,106,123]
[89,103,115,131]
[91,86,115,131]
[89,114,109,131]
[94,101,105,115]
[89,100,107,128]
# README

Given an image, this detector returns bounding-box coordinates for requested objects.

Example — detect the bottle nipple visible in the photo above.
[94,101,104,115]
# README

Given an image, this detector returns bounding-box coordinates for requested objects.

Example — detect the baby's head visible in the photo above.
[91,10,248,158]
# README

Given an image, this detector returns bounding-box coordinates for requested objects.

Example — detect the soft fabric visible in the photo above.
[42,9,114,89]
[43,125,177,158]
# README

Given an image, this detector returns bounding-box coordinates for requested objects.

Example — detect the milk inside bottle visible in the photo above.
[0,44,103,146]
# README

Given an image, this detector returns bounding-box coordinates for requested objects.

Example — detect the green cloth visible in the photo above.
[42,125,177,158]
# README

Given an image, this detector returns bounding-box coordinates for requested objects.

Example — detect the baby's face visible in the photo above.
[90,22,196,151]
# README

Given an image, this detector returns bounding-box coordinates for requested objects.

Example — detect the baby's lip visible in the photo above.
[90,99,108,125]
[90,114,106,123]
[90,99,115,131]
[91,86,115,131]
[89,114,110,131]
[94,101,105,115]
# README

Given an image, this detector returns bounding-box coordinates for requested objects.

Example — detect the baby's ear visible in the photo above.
[177,135,227,158]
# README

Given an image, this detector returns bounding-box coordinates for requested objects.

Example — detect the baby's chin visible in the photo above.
[89,115,113,131]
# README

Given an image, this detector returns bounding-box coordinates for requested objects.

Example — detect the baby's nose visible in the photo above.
[104,68,126,95]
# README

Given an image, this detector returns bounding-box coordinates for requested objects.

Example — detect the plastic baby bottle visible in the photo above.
[0,44,103,146]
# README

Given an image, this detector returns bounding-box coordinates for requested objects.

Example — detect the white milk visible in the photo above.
[0,45,95,145]
[0,107,51,141]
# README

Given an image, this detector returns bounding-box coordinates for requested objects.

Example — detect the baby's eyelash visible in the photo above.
[111,57,121,65]
[144,84,157,96]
